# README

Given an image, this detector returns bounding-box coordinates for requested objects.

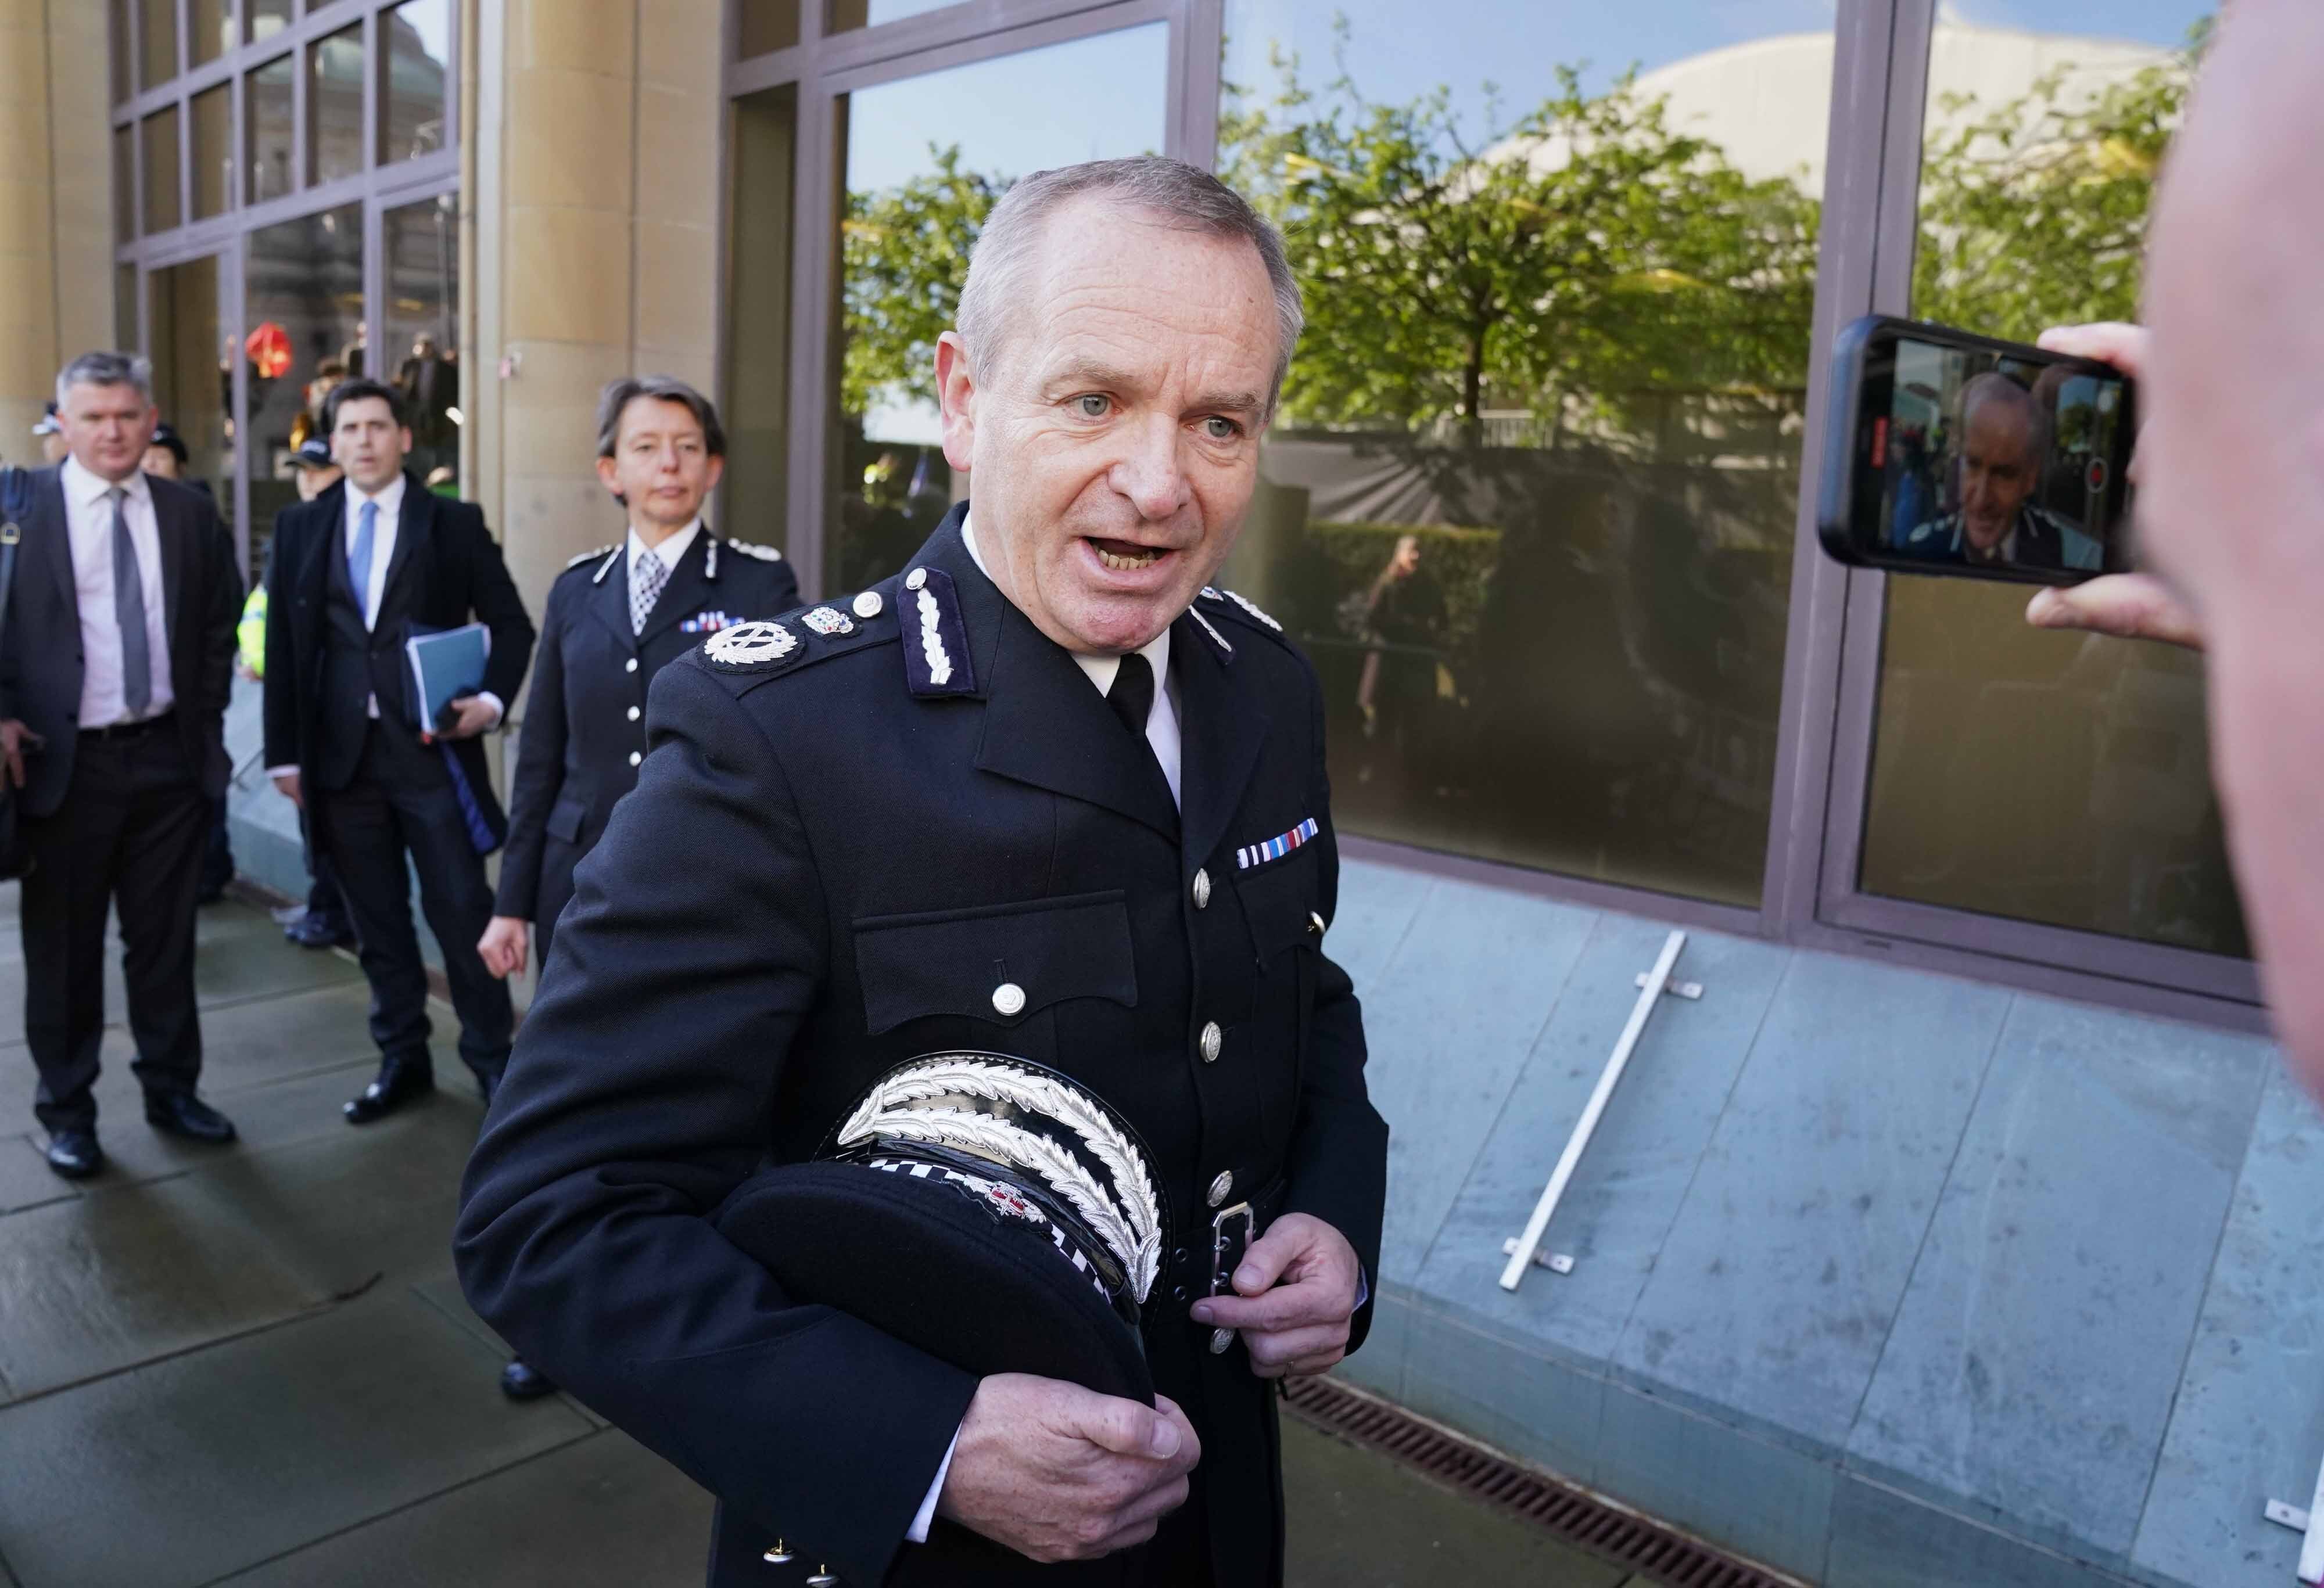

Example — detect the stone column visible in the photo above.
[468,0,727,616]
[0,1,115,450]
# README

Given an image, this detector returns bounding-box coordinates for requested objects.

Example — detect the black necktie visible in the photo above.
[1107,652,1154,745]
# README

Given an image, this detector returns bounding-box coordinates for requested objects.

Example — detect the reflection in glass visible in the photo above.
[310,25,366,186]
[110,0,132,103]
[148,255,232,521]
[249,52,296,202]
[829,0,955,30]
[738,0,801,55]
[142,107,181,235]
[191,0,231,67]
[249,0,293,43]
[1216,1,1830,904]
[383,0,454,165]
[247,204,364,571]
[827,24,1168,595]
[140,0,178,90]
[383,195,463,490]
[1857,6,2243,956]
[725,84,797,551]
[114,124,137,242]
[191,84,232,220]
[116,264,139,350]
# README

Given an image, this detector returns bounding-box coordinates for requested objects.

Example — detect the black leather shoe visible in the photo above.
[285,910,356,950]
[500,1357,557,1401]
[344,1058,435,1124]
[45,1130,103,1180]
[145,1092,239,1144]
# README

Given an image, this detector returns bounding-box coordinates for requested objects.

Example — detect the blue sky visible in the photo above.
[842,2,2205,197]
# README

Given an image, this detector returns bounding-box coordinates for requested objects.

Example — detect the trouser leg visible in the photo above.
[114,731,211,1101]
[387,750,512,1084]
[317,733,435,1068]
[19,743,130,1134]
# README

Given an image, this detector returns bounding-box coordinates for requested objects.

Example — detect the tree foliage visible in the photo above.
[840,145,1004,416]
[1912,24,2207,342]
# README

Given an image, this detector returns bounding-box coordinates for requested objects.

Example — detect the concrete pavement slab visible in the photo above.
[0,1290,593,1588]
[0,1133,77,1215]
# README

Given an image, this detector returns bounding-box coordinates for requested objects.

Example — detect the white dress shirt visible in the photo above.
[62,456,174,729]
[627,518,702,587]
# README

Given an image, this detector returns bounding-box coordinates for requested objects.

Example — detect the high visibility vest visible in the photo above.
[238,585,267,678]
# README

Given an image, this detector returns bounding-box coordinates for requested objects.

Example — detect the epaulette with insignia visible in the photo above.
[1198,585,1285,635]
[689,583,901,694]
[565,544,617,570]
[726,541,784,562]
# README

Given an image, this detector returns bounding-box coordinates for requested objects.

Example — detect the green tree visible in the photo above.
[840,145,1005,417]
[1913,24,2208,340]
[1219,42,1821,443]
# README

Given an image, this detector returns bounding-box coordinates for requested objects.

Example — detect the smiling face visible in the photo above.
[935,198,1281,656]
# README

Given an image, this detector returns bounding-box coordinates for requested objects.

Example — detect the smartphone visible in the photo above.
[1817,315,2137,586]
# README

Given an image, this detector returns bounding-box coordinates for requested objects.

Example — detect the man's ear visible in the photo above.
[935,332,977,473]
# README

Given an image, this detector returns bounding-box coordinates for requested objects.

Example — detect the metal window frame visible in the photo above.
[109,0,462,581]
[709,0,2268,1037]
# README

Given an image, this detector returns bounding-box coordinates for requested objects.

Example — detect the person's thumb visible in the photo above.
[1081,1395,1181,1460]
[1232,1220,1303,1296]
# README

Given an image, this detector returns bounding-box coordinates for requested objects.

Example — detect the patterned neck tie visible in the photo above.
[347,499,378,626]
[630,545,669,636]
[110,488,153,718]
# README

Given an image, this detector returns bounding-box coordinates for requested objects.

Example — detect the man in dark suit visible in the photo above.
[262,378,535,1124]
[0,352,243,1179]
[458,157,1388,1587]
[474,374,796,1403]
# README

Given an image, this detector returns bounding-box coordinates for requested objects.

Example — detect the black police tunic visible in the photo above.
[493,528,798,962]
[456,505,1389,1588]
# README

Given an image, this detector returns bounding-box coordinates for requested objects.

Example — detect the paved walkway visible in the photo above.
[0,888,1649,1587]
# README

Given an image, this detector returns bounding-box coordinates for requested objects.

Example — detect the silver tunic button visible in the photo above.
[1207,1170,1233,1208]
[992,982,1026,1017]
[625,657,638,673]
[627,750,642,767]
[626,705,641,721]
[1199,1021,1222,1064]
[852,590,883,619]
[1309,910,1326,935]
[762,1542,794,1564]
[905,567,928,591]
[1192,868,1211,910]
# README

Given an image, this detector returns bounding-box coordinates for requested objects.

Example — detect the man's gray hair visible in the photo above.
[956,156,1304,413]
[56,350,155,409]
[1960,371,2050,473]
[596,375,727,459]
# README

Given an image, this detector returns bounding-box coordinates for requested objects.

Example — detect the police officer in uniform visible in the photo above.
[457,157,1388,1587]
[476,376,795,1402]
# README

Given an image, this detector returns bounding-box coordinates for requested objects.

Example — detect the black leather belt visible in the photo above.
[1151,1172,1287,1327]
[80,711,175,741]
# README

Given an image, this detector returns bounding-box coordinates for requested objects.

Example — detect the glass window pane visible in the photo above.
[383,193,462,488]
[249,0,293,44]
[148,255,231,513]
[248,52,295,202]
[383,0,454,165]
[116,264,139,350]
[1217,1,1830,905]
[738,0,799,55]
[191,82,231,220]
[1856,5,2243,957]
[141,106,180,233]
[725,84,797,552]
[139,0,178,89]
[826,23,1168,594]
[310,24,365,186]
[247,203,365,572]
[111,0,133,103]
[827,0,952,31]
[191,0,231,68]
[114,123,137,241]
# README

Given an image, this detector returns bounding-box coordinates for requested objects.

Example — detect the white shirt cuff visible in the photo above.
[906,1427,962,1544]
[476,692,505,729]
[265,764,299,781]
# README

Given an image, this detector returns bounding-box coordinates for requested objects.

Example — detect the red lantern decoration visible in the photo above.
[245,321,292,381]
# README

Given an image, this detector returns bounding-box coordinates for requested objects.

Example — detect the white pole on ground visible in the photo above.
[1498,929,1687,1294]
[2301,1447,2324,1585]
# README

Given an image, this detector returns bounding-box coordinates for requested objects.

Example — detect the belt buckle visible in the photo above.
[1207,1201,1256,1355]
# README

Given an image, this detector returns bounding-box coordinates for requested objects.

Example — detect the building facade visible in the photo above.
[15,2,2319,1585]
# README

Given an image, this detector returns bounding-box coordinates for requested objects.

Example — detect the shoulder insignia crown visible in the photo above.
[727,540,784,562]
[565,544,617,570]
[1200,585,1283,634]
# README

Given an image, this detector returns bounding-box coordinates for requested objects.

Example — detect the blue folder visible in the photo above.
[404,621,491,731]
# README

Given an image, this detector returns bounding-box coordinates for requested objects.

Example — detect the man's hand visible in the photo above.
[427,695,500,743]
[1189,1212,1362,1379]
[0,720,41,791]
[935,1374,1199,1562]
[477,916,529,979]
[271,769,303,809]
[2019,324,2205,651]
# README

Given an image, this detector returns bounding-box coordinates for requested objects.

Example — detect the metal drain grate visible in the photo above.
[1281,1375,1802,1588]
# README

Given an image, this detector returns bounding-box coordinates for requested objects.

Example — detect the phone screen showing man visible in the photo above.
[1873,337,2133,576]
